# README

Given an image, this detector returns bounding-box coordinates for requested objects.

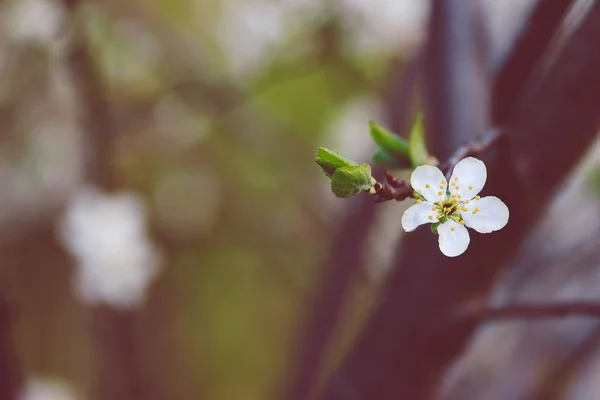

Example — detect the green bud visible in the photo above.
[368,121,410,159]
[408,113,430,167]
[331,164,373,198]
[315,147,357,178]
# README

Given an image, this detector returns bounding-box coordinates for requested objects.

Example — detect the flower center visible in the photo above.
[434,195,465,224]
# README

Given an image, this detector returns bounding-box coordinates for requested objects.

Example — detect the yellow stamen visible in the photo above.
[441,180,446,185]
[432,206,436,211]
[465,199,470,204]
[438,201,443,206]
[416,199,422,204]
[440,185,444,189]
[462,207,468,212]
[428,215,433,220]
[469,185,473,190]
[426,184,431,188]
[459,220,465,225]
[475,195,480,200]
[456,186,460,190]
[455,177,459,181]
[452,199,458,204]
[438,191,442,196]
[451,182,456,187]
[450,227,455,231]
[457,195,461,199]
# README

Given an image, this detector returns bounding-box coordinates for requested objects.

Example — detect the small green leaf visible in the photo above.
[372,148,396,166]
[588,163,600,200]
[315,147,357,178]
[431,222,439,234]
[408,114,429,166]
[331,164,373,198]
[368,121,410,158]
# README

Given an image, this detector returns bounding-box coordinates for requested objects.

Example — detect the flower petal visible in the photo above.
[401,202,439,232]
[449,157,487,199]
[411,165,447,203]
[438,219,470,257]
[460,196,509,233]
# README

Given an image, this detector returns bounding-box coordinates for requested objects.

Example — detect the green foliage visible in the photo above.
[371,148,396,167]
[253,68,346,139]
[331,164,373,198]
[368,121,410,158]
[588,163,600,199]
[408,113,429,166]
[315,147,357,178]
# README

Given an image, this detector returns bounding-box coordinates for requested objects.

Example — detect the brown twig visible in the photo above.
[468,302,600,321]
[370,171,413,203]
[370,130,503,203]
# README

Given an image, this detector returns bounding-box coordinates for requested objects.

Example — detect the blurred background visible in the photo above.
[1,0,600,399]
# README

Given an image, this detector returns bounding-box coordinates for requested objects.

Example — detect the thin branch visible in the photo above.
[64,3,118,190]
[372,129,503,203]
[529,326,600,400]
[474,302,600,321]
[0,290,22,398]
[369,171,413,203]
[438,129,502,178]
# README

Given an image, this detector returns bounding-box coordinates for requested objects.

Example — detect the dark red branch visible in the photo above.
[492,0,577,125]
[473,302,600,321]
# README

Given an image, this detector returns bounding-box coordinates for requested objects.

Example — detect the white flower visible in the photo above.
[401,157,509,257]
[57,186,162,309]
[19,376,79,400]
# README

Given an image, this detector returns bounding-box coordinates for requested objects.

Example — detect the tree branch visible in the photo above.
[492,0,577,124]
[529,326,600,400]
[0,290,22,399]
[423,0,489,160]
[318,2,600,399]
[474,303,600,321]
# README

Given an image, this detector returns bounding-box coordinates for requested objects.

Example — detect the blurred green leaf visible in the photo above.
[588,163,600,199]
[368,121,410,159]
[371,148,396,166]
[409,113,429,166]
[331,164,372,198]
[315,147,357,178]
[253,68,344,139]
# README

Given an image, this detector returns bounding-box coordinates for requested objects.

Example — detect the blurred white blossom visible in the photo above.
[339,0,428,55]
[3,0,66,45]
[217,0,301,80]
[19,377,79,400]
[217,0,427,80]
[58,186,162,310]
